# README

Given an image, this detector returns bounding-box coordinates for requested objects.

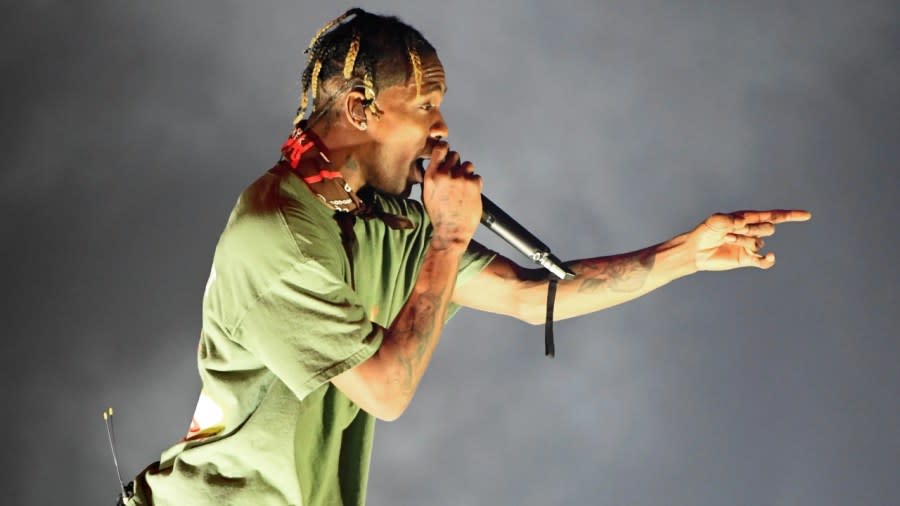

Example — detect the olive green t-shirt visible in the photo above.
[128,164,495,506]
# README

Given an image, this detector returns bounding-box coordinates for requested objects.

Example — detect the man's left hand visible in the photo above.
[688,209,812,271]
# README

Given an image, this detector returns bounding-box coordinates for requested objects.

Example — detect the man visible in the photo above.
[125,8,809,506]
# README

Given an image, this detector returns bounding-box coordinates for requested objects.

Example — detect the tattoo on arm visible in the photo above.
[575,249,656,294]
[392,291,443,396]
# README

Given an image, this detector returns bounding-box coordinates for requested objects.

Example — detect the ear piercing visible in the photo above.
[359,121,367,130]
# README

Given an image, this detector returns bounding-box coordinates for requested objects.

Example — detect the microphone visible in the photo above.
[416,155,574,280]
[480,195,575,280]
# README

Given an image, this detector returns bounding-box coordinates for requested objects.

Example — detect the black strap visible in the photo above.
[545,277,558,358]
[334,213,358,290]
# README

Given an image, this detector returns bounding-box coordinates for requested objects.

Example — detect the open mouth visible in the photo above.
[407,156,429,186]
[414,156,430,173]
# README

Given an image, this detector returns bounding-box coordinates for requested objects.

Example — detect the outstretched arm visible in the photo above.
[452,209,811,324]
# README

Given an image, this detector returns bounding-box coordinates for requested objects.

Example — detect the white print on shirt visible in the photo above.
[184,390,225,440]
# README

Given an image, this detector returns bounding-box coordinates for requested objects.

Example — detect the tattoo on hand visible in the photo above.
[576,249,656,293]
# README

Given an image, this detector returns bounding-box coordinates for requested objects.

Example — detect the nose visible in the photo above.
[430,112,449,141]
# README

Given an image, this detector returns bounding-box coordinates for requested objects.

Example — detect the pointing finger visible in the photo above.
[736,209,812,224]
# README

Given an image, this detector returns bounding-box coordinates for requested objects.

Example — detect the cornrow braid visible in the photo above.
[358,48,378,109]
[404,31,425,98]
[343,32,360,79]
[408,48,423,98]
[292,8,437,129]
[309,59,323,104]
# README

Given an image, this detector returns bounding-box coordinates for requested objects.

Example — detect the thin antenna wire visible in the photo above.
[103,407,128,502]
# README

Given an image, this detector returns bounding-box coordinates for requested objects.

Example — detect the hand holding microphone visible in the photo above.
[421,141,573,280]
[421,141,483,252]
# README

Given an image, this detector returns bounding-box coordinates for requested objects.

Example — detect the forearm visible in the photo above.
[519,233,697,323]
[380,245,460,398]
[337,243,463,420]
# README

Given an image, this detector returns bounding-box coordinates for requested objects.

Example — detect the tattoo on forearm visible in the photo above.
[408,293,440,355]
[393,291,443,396]
[575,249,656,294]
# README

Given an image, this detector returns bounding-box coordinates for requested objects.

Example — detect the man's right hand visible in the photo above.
[422,141,483,252]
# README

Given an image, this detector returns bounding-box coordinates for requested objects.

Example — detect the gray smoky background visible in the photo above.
[2,1,898,505]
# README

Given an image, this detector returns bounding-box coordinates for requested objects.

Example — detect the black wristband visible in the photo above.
[545,277,558,358]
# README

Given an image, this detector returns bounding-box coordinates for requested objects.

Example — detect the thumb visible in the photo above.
[745,251,776,269]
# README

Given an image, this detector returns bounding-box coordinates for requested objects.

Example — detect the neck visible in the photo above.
[305,123,369,193]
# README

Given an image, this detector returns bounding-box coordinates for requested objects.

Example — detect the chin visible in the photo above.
[369,166,419,198]
[370,179,412,198]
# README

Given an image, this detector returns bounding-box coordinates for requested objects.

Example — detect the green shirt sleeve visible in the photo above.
[456,239,497,287]
[231,237,492,399]
[231,255,384,402]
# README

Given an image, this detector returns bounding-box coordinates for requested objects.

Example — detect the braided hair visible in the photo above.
[293,8,437,128]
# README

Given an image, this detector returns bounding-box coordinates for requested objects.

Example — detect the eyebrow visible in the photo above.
[421,82,447,95]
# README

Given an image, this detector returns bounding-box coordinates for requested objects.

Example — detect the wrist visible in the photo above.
[428,230,471,254]
[655,233,698,279]
[427,241,469,259]
[413,242,465,296]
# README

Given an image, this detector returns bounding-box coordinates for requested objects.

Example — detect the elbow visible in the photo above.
[513,268,556,326]
[331,335,430,422]
[516,297,548,326]
[366,395,410,422]
[520,312,546,326]
[331,354,413,422]
[356,365,415,422]
[522,314,545,326]
[373,409,403,423]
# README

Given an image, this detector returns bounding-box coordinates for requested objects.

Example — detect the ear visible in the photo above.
[343,88,370,131]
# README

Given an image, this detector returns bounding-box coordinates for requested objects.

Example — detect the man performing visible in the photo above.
[124,8,810,506]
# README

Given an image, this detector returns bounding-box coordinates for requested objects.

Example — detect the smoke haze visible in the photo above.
[2,1,897,505]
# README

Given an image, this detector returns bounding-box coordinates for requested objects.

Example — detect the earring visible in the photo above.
[359,121,367,131]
